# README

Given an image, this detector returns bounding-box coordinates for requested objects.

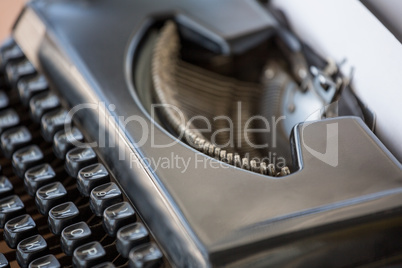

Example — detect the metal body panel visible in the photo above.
[13,0,402,266]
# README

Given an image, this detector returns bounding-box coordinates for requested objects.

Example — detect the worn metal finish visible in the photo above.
[12,0,402,266]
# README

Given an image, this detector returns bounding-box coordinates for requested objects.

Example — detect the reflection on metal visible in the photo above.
[151,21,342,177]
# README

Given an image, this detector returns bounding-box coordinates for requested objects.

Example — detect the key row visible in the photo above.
[0,38,164,268]
[0,163,161,267]
[0,110,78,159]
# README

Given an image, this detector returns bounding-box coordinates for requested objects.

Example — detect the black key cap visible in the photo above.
[103,202,136,237]
[116,223,149,258]
[73,242,106,268]
[5,59,36,88]
[18,75,48,106]
[90,183,123,217]
[12,145,44,178]
[0,108,19,134]
[0,176,13,199]
[61,221,92,256]
[30,92,60,123]
[77,164,109,197]
[29,254,60,268]
[35,182,68,215]
[0,253,9,268]
[16,235,48,268]
[128,242,163,268]
[24,164,56,197]
[93,262,115,268]
[48,202,80,235]
[65,147,97,178]
[40,108,71,142]
[0,91,9,110]
[4,214,37,249]
[0,38,24,72]
[1,126,32,158]
[0,195,25,228]
[53,127,84,159]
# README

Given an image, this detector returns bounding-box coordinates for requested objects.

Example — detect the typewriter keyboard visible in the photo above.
[0,39,166,268]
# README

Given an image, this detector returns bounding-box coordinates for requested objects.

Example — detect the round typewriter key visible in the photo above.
[12,145,44,178]
[17,74,48,106]
[16,235,48,268]
[77,163,109,197]
[29,91,60,123]
[103,202,136,237]
[73,241,106,268]
[116,222,149,258]
[0,195,25,228]
[40,108,71,142]
[1,126,32,158]
[53,127,84,159]
[61,222,92,256]
[48,202,80,235]
[65,147,97,178]
[35,182,68,215]
[24,164,56,196]
[4,214,37,249]
[29,254,60,268]
[128,242,163,268]
[90,182,122,217]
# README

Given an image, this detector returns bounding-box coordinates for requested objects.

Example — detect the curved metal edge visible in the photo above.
[13,4,211,267]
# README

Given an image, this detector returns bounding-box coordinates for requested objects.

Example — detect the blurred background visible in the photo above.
[0,0,25,41]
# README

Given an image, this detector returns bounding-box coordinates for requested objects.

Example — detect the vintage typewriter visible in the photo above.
[0,0,401,267]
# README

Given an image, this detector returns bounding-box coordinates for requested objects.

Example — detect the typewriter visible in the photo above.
[0,0,401,267]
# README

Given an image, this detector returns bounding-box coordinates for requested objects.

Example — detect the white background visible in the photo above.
[272,0,402,162]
